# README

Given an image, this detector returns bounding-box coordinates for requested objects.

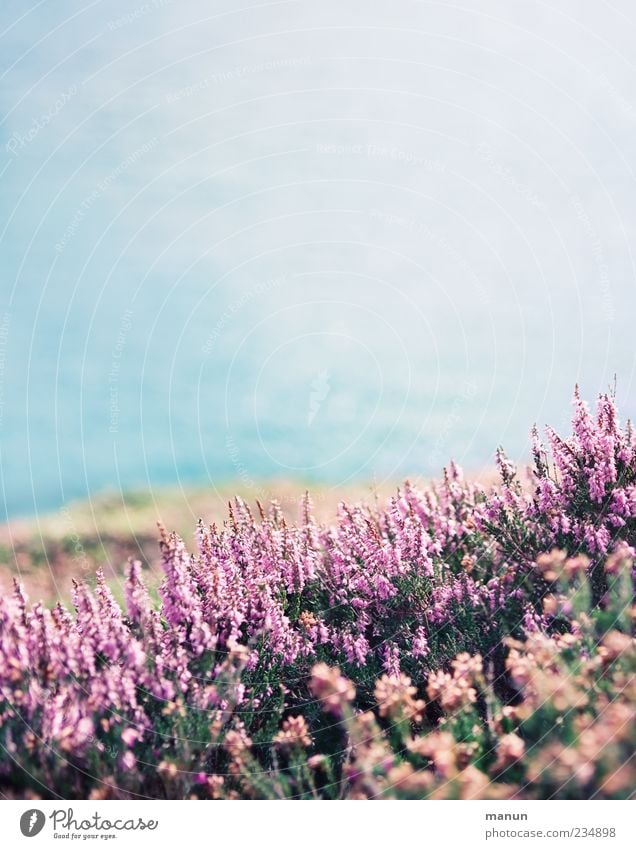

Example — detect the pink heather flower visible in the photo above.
[309,663,355,715]
[121,727,141,747]
[451,652,483,680]
[605,542,634,575]
[563,554,590,580]
[341,631,370,666]
[381,643,401,677]
[427,666,477,713]
[412,626,430,658]
[273,715,312,751]
[535,549,567,582]
[409,731,457,778]
[374,674,424,721]
[495,447,517,485]
[124,560,151,623]
[223,723,253,758]
[495,733,525,770]
[120,751,136,771]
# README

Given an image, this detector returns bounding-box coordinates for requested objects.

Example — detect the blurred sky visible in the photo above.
[1,0,635,518]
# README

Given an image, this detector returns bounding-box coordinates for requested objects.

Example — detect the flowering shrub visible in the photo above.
[0,389,634,799]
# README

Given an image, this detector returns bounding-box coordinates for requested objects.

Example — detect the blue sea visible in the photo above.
[1,1,635,519]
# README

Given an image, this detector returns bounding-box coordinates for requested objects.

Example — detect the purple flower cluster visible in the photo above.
[483,388,635,602]
[0,388,634,795]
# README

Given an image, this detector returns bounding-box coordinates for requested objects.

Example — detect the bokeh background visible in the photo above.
[1,0,635,522]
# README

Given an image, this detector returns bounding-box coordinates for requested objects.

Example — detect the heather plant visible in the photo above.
[0,388,634,799]
[215,557,634,801]
[482,386,636,603]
